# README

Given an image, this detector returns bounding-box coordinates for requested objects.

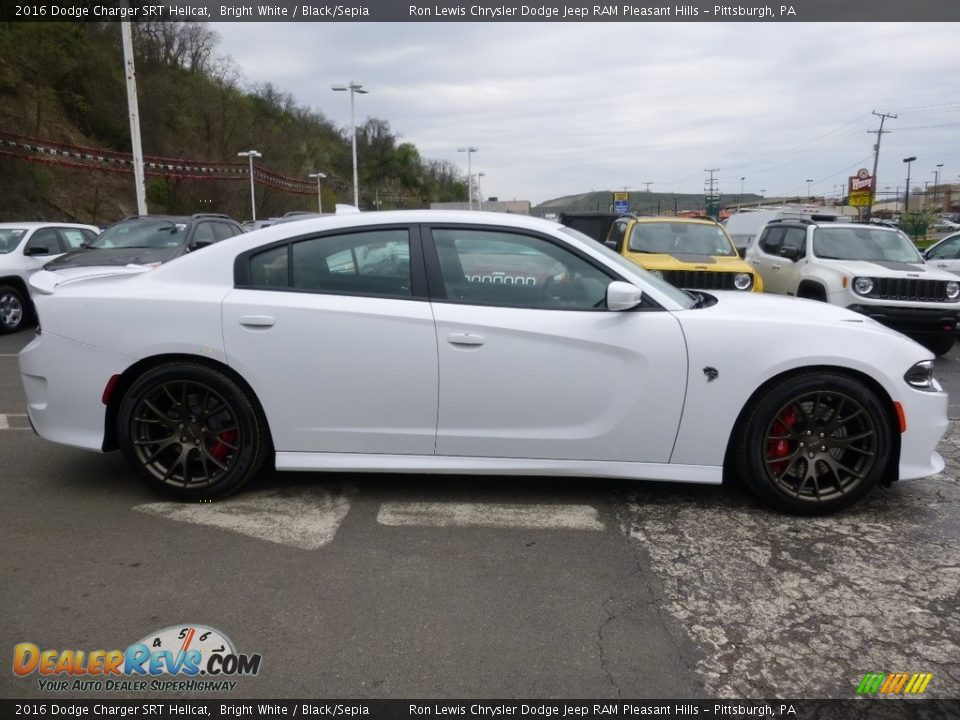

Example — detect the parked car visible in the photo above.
[930,219,960,233]
[606,216,762,292]
[21,211,947,514]
[0,222,99,333]
[44,214,243,270]
[922,232,960,274]
[745,219,960,355]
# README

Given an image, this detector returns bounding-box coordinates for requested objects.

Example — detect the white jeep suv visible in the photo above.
[746,219,960,355]
[0,222,99,333]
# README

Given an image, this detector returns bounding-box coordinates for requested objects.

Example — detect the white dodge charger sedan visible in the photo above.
[19,211,948,514]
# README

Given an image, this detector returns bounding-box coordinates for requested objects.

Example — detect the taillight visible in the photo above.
[102,375,121,405]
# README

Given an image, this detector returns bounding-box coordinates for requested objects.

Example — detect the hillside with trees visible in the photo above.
[0,21,467,223]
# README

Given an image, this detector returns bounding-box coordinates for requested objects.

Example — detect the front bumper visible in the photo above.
[846,304,960,337]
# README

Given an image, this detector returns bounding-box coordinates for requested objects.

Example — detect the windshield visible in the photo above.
[812,227,923,263]
[558,227,696,309]
[91,221,187,249]
[0,229,26,254]
[628,222,736,256]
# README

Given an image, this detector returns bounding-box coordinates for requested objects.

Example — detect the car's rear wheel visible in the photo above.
[0,285,26,334]
[117,364,266,500]
[735,372,892,514]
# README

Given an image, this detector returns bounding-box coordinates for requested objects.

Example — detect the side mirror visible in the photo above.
[192,240,214,250]
[26,246,51,256]
[606,281,642,311]
[780,246,801,261]
[922,248,932,259]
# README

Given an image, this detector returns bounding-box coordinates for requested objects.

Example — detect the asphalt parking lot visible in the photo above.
[1,329,958,700]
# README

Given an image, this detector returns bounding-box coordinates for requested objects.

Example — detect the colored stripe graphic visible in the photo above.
[857,672,932,695]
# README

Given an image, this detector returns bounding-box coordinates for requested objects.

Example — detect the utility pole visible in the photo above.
[120,20,147,215]
[704,168,720,219]
[867,110,896,220]
[643,182,653,193]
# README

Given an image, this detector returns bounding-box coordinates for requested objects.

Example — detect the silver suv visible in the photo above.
[745,219,960,355]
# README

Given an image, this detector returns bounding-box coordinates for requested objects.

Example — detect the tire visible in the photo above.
[0,285,27,334]
[919,334,954,357]
[117,363,267,500]
[734,372,892,515]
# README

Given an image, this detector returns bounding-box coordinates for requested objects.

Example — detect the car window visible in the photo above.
[628,222,736,256]
[24,228,61,256]
[782,227,807,256]
[928,236,960,260]
[92,220,187,249]
[607,220,629,251]
[59,229,89,250]
[0,229,26,254]
[212,223,236,242]
[432,228,611,310]
[246,229,412,298]
[813,227,923,262]
[759,226,786,256]
[192,223,216,247]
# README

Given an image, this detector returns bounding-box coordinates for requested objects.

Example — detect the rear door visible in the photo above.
[222,225,439,455]
[425,224,687,463]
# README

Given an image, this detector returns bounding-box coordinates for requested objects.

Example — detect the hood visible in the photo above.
[682,290,896,334]
[44,246,180,270]
[814,258,957,281]
[625,252,755,273]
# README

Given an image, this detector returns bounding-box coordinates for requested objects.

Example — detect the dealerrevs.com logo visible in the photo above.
[13,624,262,693]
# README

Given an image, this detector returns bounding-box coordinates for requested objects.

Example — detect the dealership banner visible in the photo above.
[3,0,960,22]
[2,700,960,719]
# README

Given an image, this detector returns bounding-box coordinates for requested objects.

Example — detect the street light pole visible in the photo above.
[903,156,916,213]
[308,172,326,213]
[332,82,368,208]
[935,163,944,209]
[806,179,813,201]
[237,150,261,222]
[738,176,745,210]
[457,147,477,210]
[476,172,485,211]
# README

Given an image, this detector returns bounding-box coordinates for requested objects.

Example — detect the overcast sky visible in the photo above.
[213,22,959,206]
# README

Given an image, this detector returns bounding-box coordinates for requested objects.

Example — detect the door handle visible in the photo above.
[448,333,485,346]
[239,315,275,328]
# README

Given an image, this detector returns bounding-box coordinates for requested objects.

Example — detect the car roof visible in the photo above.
[0,222,99,229]
[632,216,719,226]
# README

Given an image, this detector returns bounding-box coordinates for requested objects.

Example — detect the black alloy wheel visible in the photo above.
[117,364,266,499]
[735,372,892,514]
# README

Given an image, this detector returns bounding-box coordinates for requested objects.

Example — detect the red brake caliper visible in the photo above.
[210,430,236,461]
[767,407,797,475]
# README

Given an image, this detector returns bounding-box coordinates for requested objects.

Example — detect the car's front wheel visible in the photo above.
[117,363,267,500]
[734,372,892,514]
[0,285,27,334]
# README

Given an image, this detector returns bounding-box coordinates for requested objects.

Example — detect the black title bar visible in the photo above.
[4,0,960,22]
[2,699,960,720]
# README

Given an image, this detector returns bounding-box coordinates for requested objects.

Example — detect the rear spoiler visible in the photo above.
[29,266,152,295]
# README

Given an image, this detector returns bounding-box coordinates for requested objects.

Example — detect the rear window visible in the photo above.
[92,221,188,249]
[0,229,26,254]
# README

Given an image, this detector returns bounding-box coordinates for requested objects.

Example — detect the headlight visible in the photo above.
[733,273,753,291]
[853,277,874,296]
[648,269,663,279]
[904,360,936,390]
[947,281,960,300]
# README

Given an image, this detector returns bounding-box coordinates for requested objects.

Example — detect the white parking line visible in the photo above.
[134,486,355,549]
[0,413,29,431]
[377,502,605,531]
[0,354,20,357]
